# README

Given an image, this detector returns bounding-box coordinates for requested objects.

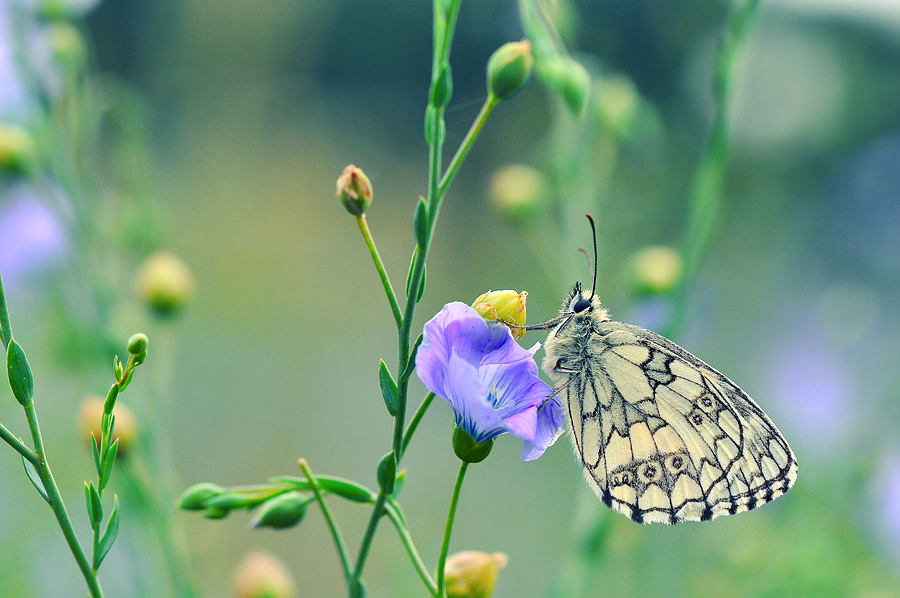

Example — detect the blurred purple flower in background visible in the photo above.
[416,302,563,461]
[0,183,67,281]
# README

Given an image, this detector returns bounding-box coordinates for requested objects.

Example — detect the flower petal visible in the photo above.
[501,405,537,440]
[446,352,507,443]
[520,397,565,461]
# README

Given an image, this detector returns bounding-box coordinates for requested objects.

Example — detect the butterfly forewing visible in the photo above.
[543,289,797,524]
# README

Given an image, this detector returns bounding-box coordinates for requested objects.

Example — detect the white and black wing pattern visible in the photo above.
[554,318,797,525]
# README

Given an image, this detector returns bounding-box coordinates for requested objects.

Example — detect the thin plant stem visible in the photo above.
[438,95,499,199]
[299,459,353,584]
[355,215,403,329]
[385,499,437,594]
[0,270,13,348]
[0,421,39,465]
[351,491,387,597]
[24,404,104,598]
[665,0,762,340]
[435,461,468,598]
[401,392,435,458]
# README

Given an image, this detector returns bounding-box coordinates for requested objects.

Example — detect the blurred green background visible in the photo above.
[2,0,900,596]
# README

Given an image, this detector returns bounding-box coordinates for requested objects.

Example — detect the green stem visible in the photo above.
[350,491,387,597]
[437,95,499,199]
[401,392,435,458]
[355,215,403,329]
[0,422,39,466]
[665,0,762,339]
[435,461,468,598]
[24,404,104,597]
[299,460,353,584]
[385,499,437,594]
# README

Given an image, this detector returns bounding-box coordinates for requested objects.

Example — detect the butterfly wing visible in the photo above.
[561,320,797,524]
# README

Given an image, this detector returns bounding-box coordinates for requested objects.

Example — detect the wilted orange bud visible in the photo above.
[232,551,297,598]
[78,396,138,457]
[336,164,373,216]
[444,551,508,598]
[472,290,527,339]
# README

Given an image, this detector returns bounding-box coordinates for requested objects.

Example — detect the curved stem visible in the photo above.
[435,461,468,598]
[299,459,353,584]
[385,499,437,594]
[355,215,403,329]
[24,404,104,598]
[401,392,435,458]
[438,96,499,199]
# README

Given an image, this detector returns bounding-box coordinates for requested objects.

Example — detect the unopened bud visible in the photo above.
[336,164,373,216]
[488,165,545,225]
[233,551,297,598]
[627,246,682,295]
[126,333,148,364]
[178,483,225,511]
[47,22,86,72]
[540,57,590,116]
[79,396,138,458]
[0,125,37,174]
[487,41,534,101]
[135,251,195,316]
[250,492,310,530]
[472,290,527,340]
[595,76,640,138]
[444,551,509,598]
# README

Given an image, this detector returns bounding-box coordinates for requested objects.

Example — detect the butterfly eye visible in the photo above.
[573,298,592,313]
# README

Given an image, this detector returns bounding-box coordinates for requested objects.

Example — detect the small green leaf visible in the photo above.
[378,360,398,417]
[413,197,429,249]
[102,383,118,416]
[271,475,376,503]
[86,481,103,528]
[99,438,118,491]
[393,468,407,498]
[94,496,119,569]
[401,334,424,381]
[376,451,396,494]
[7,339,33,407]
[405,250,426,304]
[22,457,49,504]
[90,432,101,477]
[429,63,452,109]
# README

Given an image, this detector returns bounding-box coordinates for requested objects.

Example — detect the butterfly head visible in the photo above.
[561,282,609,323]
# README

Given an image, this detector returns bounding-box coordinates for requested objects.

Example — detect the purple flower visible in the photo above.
[416,302,563,461]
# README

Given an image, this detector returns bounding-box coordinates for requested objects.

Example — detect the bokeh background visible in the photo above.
[2,0,900,596]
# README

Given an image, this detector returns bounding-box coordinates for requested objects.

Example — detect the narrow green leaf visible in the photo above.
[378,360,398,417]
[94,496,119,569]
[273,475,377,503]
[401,334,424,381]
[99,438,118,492]
[376,451,396,494]
[90,432,101,477]
[7,339,33,407]
[22,456,49,504]
[413,198,428,248]
[405,250,426,304]
[86,481,103,528]
[392,468,407,499]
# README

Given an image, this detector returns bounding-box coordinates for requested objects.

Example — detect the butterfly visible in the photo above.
[533,217,797,524]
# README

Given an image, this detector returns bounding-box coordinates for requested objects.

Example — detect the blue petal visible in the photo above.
[520,397,565,461]
[445,352,507,442]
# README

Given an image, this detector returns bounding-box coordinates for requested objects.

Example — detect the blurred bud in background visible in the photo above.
[539,56,590,117]
[78,395,138,457]
[0,124,37,174]
[472,290,527,339]
[625,245,682,296]
[232,551,297,598]
[594,75,640,140]
[444,551,508,598]
[487,41,534,101]
[135,250,195,316]
[336,164,373,216]
[488,164,546,226]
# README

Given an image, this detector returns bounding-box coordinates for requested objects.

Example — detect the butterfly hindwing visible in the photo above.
[546,300,797,525]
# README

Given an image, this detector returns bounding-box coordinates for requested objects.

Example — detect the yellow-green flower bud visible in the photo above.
[540,57,590,116]
[47,22,86,72]
[178,483,225,511]
[135,251,195,316]
[233,551,297,598]
[472,290,527,340]
[127,333,149,366]
[444,551,509,598]
[595,76,640,139]
[79,396,138,458]
[250,491,309,529]
[626,245,682,295]
[336,164,373,216]
[487,41,534,101]
[452,425,494,464]
[0,125,37,174]
[488,165,545,225]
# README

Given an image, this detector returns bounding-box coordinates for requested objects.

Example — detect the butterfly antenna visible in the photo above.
[585,214,598,300]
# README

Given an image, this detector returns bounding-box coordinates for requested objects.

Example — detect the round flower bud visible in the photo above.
[233,552,297,598]
[336,164,373,216]
[486,41,534,101]
[444,551,509,598]
[0,125,37,174]
[595,76,640,139]
[127,332,148,357]
[472,290,527,340]
[452,425,494,464]
[78,396,138,458]
[135,251,195,316]
[626,245,682,295]
[178,482,225,511]
[540,57,590,116]
[250,491,310,530]
[488,164,545,225]
[47,22,87,72]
